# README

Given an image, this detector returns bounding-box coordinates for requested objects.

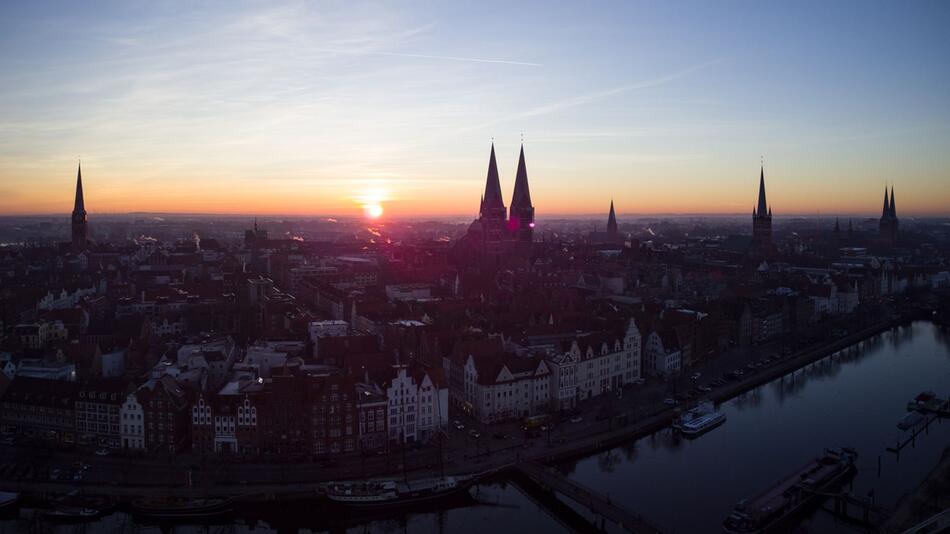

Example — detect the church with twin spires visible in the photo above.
[454,143,536,265]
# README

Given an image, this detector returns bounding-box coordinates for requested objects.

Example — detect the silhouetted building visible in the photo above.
[508,144,535,242]
[589,200,623,244]
[607,200,618,239]
[479,143,508,242]
[71,164,88,252]
[455,143,538,265]
[879,186,899,242]
[752,165,772,252]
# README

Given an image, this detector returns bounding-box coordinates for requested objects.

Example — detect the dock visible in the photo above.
[514,461,664,533]
[887,410,945,456]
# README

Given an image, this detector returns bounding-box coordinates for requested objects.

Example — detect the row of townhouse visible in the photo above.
[0,376,131,449]
[445,318,690,424]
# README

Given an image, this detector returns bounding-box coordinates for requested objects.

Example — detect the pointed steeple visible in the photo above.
[882,186,890,218]
[607,199,618,235]
[756,165,768,217]
[483,143,504,209]
[71,162,88,252]
[74,163,85,214]
[889,185,896,218]
[510,144,532,209]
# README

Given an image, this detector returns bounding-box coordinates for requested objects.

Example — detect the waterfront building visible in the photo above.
[450,345,551,424]
[310,373,358,457]
[546,319,641,411]
[385,365,419,443]
[120,390,145,450]
[75,378,127,449]
[0,376,79,444]
[643,330,683,378]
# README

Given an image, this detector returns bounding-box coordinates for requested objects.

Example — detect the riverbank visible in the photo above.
[526,315,907,465]
[882,445,950,533]
[0,315,914,501]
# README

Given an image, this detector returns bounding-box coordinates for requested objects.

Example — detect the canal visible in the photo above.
[3,321,949,533]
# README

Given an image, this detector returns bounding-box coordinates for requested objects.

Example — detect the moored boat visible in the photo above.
[722,447,857,534]
[673,401,715,430]
[907,391,947,413]
[41,506,103,522]
[0,492,18,515]
[680,411,727,437]
[131,497,233,520]
[322,475,473,509]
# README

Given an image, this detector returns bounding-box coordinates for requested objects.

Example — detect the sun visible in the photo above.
[364,203,384,219]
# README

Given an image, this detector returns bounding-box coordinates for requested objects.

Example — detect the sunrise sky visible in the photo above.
[1,1,949,218]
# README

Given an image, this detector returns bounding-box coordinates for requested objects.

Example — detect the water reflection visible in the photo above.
[564,321,950,533]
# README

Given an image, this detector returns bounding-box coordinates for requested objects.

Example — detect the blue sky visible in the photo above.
[1,1,948,216]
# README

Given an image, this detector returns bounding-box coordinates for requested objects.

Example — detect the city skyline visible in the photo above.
[2,1,949,217]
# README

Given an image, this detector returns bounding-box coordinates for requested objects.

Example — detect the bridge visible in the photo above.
[514,461,664,533]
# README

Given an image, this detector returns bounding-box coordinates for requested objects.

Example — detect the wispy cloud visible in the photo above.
[316,48,541,67]
[459,57,727,132]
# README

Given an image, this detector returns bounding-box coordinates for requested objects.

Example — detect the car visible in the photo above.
[72,471,84,482]
[454,422,465,431]
[569,415,584,423]
[690,372,702,380]
[468,429,481,439]
[540,424,553,432]
[663,398,678,406]
[49,469,62,481]
[699,385,712,392]
[634,378,646,386]
[94,448,109,456]
[735,369,745,376]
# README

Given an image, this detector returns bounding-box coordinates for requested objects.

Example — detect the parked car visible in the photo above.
[690,372,702,380]
[94,448,109,457]
[663,398,678,406]
[454,422,465,431]
[569,415,584,423]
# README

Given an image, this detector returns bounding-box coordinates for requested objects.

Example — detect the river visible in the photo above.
[3,321,949,533]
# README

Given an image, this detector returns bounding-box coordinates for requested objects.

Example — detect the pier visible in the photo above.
[887,413,944,456]
[514,461,664,533]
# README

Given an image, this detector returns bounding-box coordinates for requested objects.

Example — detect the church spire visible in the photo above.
[607,199,618,235]
[482,143,504,210]
[71,162,88,252]
[889,185,896,218]
[882,186,890,217]
[510,144,532,209]
[756,165,768,217]
[74,163,85,214]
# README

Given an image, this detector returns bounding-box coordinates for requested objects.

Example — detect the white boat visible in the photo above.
[323,476,472,509]
[680,411,727,437]
[673,401,715,430]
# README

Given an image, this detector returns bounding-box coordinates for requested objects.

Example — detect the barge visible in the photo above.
[722,447,857,533]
